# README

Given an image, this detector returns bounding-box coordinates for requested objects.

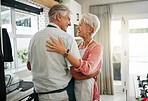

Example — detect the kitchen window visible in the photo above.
[1,6,39,71]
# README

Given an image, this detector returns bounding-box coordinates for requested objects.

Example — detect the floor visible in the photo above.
[100,93,126,101]
[100,74,144,101]
[12,69,143,101]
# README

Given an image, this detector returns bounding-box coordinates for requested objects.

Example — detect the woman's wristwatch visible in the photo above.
[63,49,69,58]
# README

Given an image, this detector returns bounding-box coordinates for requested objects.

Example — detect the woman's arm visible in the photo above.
[74,44,103,75]
[70,66,100,80]
[46,37,81,68]
[46,37,103,76]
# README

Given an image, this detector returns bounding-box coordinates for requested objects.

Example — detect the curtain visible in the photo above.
[90,5,114,95]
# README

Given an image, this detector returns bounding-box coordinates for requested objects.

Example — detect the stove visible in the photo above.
[134,73,148,99]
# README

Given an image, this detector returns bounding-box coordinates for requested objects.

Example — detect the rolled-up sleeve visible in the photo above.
[65,37,81,70]
[27,41,31,62]
[74,44,103,75]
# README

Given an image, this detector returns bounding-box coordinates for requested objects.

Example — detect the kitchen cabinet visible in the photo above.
[31,0,59,8]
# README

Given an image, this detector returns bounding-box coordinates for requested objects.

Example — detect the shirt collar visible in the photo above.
[48,23,61,30]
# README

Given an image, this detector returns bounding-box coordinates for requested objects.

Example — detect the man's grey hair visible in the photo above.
[48,4,70,21]
[82,13,100,37]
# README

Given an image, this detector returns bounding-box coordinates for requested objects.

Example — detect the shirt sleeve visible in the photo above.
[65,37,81,70]
[27,41,32,62]
[74,44,103,75]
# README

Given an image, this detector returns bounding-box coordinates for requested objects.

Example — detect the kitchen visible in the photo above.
[0,0,148,101]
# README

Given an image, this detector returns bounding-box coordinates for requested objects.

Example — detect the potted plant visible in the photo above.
[17,48,28,64]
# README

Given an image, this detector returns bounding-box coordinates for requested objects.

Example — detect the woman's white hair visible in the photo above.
[48,4,70,21]
[82,13,100,37]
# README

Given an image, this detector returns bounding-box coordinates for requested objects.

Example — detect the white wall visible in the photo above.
[75,0,148,17]
[112,1,148,19]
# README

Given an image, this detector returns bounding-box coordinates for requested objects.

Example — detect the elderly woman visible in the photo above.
[46,13,103,101]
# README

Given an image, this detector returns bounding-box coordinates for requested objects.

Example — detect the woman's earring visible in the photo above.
[87,33,91,36]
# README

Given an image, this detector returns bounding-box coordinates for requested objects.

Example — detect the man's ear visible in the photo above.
[56,13,61,21]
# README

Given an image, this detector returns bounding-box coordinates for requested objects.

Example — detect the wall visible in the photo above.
[22,0,50,30]
[112,1,148,19]
[75,0,148,17]
[28,0,81,37]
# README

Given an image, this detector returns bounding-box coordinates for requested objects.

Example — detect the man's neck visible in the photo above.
[50,21,60,28]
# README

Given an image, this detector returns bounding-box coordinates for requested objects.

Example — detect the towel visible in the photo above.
[2,28,13,62]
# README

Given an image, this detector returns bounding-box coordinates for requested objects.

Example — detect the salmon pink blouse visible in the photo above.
[74,42,103,100]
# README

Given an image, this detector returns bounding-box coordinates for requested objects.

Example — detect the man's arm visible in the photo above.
[27,61,31,71]
[70,66,100,80]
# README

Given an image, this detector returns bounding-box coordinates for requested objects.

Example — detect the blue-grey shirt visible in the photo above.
[28,23,81,101]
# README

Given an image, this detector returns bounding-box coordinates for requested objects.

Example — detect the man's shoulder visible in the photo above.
[57,29,71,36]
[37,28,49,34]
[30,28,48,42]
[55,29,74,40]
[32,28,47,37]
[31,28,75,43]
[63,32,74,39]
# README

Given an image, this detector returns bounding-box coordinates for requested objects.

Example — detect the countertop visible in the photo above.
[6,69,33,101]
[7,87,33,101]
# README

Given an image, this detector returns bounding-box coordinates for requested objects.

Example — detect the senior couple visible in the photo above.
[27,4,103,101]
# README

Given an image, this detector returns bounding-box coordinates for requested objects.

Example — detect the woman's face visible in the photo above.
[76,19,90,38]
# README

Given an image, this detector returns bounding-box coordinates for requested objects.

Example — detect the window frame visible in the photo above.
[2,6,39,72]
